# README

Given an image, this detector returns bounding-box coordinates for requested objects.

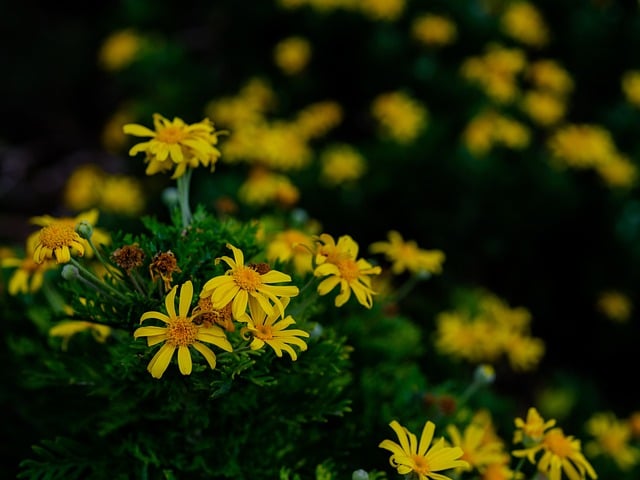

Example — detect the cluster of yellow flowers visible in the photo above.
[370,90,429,144]
[434,291,545,372]
[278,0,406,22]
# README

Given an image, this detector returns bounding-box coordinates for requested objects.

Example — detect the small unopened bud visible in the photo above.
[75,221,93,240]
[309,322,324,340]
[61,264,80,281]
[416,269,432,280]
[352,470,369,480]
[473,364,496,386]
[162,187,179,208]
[291,207,309,225]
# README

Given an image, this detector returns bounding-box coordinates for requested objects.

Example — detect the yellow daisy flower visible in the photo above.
[123,113,224,179]
[446,423,507,472]
[513,428,597,480]
[134,280,233,379]
[200,243,299,321]
[513,407,556,448]
[240,297,309,360]
[369,230,445,276]
[313,234,381,308]
[379,419,469,480]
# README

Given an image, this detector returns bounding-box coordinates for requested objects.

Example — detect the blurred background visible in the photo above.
[2,0,640,474]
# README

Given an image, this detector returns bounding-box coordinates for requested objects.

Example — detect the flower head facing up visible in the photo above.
[134,280,233,379]
[240,297,309,360]
[200,243,299,321]
[123,113,225,179]
[379,419,469,480]
[314,234,381,309]
[513,407,556,449]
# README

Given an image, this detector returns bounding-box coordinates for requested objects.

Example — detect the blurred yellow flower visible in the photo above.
[500,2,549,48]
[411,13,457,47]
[463,110,530,156]
[369,230,444,276]
[98,28,143,71]
[585,412,640,471]
[520,90,567,127]
[293,101,343,139]
[371,91,428,143]
[621,70,640,108]
[359,0,405,21]
[266,228,315,276]
[320,144,367,186]
[101,107,136,153]
[99,175,145,216]
[596,290,632,323]
[50,320,112,351]
[527,60,574,96]
[274,36,311,75]
[547,123,617,169]
[238,167,300,208]
[1,236,56,295]
[513,407,556,448]
[63,164,104,212]
[446,422,507,472]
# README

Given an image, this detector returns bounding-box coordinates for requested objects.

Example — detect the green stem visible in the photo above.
[70,258,127,301]
[128,271,147,296]
[176,168,193,228]
[511,457,525,480]
[87,237,124,280]
[73,273,125,305]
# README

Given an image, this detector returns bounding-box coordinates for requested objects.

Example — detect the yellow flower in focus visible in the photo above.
[314,233,381,308]
[520,90,567,127]
[266,228,315,275]
[446,423,507,472]
[371,91,428,143]
[379,420,469,479]
[622,70,640,108]
[513,407,556,449]
[123,113,224,179]
[411,13,457,47]
[63,164,104,212]
[98,29,143,71]
[99,175,145,216]
[585,412,640,471]
[595,155,637,189]
[274,36,311,75]
[320,144,367,186]
[369,230,444,276]
[50,320,111,351]
[527,60,574,97]
[30,209,110,263]
[596,290,632,323]
[359,0,405,21]
[134,281,233,379]
[500,2,549,47]
[240,297,309,360]
[200,243,299,321]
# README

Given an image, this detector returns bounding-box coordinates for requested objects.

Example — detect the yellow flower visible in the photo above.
[134,281,233,379]
[98,29,143,71]
[595,154,637,189]
[513,407,556,449]
[293,101,343,139]
[273,36,311,75]
[99,175,145,216]
[369,230,445,276]
[621,70,640,108]
[238,167,300,208]
[500,1,549,48]
[371,91,428,143]
[63,164,104,211]
[596,290,632,323]
[319,144,367,186]
[379,420,469,480]
[2,236,56,295]
[514,428,597,480]
[50,320,111,351]
[520,90,567,127]
[481,461,523,480]
[547,124,617,170]
[123,113,224,179]
[503,333,545,372]
[200,243,299,321]
[585,412,640,471]
[314,234,381,308]
[527,60,574,96]
[359,0,405,22]
[446,423,507,472]
[240,297,309,360]
[411,13,457,47]
[30,209,110,264]
[266,228,315,276]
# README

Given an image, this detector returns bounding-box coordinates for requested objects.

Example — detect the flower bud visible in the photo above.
[352,470,369,480]
[75,221,94,240]
[61,264,80,281]
[473,364,496,386]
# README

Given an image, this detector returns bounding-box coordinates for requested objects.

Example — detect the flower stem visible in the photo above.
[511,457,525,480]
[87,237,123,280]
[70,258,128,301]
[176,168,193,228]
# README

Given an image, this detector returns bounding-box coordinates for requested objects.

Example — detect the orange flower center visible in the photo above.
[233,266,262,291]
[254,324,273,340]
[543,430,574,458]
[166,317,198,347]
[336,258,360,281]
[39,224,81,249]
[157,126,187,144]
[411,454,431,475]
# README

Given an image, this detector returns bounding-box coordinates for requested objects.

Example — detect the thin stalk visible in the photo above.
[511,457,526,480]
[87,237,123,280]
[70,258,127,301]
[176,168,193,228]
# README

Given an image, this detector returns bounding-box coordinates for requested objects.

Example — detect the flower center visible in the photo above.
[166,317,198,346]
[233,266,262,291]
[157,126,187,144]
[411,454,430,475]
[336,258,360,281]
[254,324,273,340]
[543,430,573,458]
[39,224,81,248]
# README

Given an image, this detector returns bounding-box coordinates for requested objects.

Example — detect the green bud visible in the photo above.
[473,364,496,386]
[352,470,369,480]
[75,221,93,240]
[61,264,80,281]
